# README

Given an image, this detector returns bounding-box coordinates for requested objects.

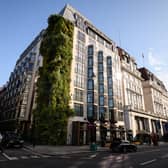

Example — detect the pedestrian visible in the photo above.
[151,133,158,146]
[0,132,4,153]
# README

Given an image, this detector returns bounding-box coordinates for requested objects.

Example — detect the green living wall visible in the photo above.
[34,15,74,145]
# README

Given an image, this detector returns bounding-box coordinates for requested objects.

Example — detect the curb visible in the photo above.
[23,145,108,156]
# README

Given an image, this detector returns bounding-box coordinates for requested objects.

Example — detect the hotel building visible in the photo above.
[0,4,168,144]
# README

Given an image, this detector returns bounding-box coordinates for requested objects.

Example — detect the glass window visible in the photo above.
[99,96,104,106]
[108,99,113,107]
[98,63,103,72]
[98,72,104,82]
[88,68,93,78]
[98,51,103,62]
[108,77,112,86]
[99,107,105,120]
[108,88,113,96]
[87,92,93,103]
[87,105,93,117]
[99,84,104,94]
[97,36,104,45]
[118,112,123,121]
[74,75,84,88]
[74,103,83,116]
[74,88,83,101]
[107,56,112,65]
[107,67,112,76]
[88,29,96,39]
[88,57,93,66]
[88,45,93,55]
[78,31,85,42]
[88,79,93,90]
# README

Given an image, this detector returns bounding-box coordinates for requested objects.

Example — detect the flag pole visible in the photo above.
[142,53,144,67]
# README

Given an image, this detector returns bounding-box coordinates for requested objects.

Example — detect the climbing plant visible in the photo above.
[34,15,74,145]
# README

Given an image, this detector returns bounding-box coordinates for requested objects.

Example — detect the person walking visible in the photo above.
[151,132,158,146]
[0,132,4,153]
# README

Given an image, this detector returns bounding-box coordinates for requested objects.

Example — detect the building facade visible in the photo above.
[139,67,168,137]
[118,47,168,138]
[0,31,44,136]
[61,5,124,145]
[118,47,147,138]
[0,4,168,145]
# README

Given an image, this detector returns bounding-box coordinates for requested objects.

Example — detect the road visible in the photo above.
[0,145,168,167]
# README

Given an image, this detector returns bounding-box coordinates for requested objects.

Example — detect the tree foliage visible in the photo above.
[34,15,74,145]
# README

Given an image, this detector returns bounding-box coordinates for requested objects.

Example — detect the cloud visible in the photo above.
[147,48,168,90]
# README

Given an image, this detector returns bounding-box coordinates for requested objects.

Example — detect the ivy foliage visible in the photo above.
[34,15,74,145]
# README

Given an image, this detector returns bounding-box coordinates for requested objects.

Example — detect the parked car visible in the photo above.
[110,138,137,153]
[2,132,24,148]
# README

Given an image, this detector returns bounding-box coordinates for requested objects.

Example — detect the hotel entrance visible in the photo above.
[72,121,86,145]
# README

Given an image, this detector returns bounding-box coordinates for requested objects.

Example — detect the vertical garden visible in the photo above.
[34,15,74,145]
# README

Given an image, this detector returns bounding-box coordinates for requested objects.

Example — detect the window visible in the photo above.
[108,99,113,107]
[107,67,112,76]
[99,84,104,94]
[88,29,96,39]
[88,45,94,55]
[108,88,113,96]
[75,63,84,74]
[97,36,104,45]
[99,107,104,113]
[108,77,112,86]
[74,75,84,88]
[87,92,93,103]
[98,72,104,82]
[99,96,104,106]
[87,105,93,117]
[99,107,105,120]
[88,57,93,66]
[88,68,93,78]
[88,79,94,90]
[98,51,103,62]
[74,88,83,101]
[107,56,112,65]
[118,112,123,121]
[78,31,85,42]
[74,103,83,116]
[98,63,103,72]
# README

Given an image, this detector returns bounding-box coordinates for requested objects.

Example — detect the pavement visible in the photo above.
[24,144,108,156]
[24,141,168,156]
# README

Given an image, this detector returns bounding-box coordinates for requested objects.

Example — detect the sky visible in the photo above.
[0,0,168,89]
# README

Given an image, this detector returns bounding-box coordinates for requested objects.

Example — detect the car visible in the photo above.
[110,138,137,153]
[2,132,24,148]
[133,133,151,145]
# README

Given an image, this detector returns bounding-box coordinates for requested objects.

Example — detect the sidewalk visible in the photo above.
[24,144,109,156]
[24,141,168,156]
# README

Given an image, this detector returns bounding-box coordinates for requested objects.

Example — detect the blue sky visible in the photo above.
[0,0,168,89]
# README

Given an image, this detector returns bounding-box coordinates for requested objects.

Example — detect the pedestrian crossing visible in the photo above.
[0,153,51,162]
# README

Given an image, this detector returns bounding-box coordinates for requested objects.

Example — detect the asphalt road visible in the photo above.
[1,145,168,168]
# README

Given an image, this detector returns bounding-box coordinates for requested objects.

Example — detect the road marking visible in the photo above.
[21,156,29,159]
[161,154,168,158]
[140,159,157,166]
[41,155,51,158]
[1,153,18,160]
[60,156,71,159]
[30,155,40,159]
[23,148,43,157]
[90,154,97,158]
